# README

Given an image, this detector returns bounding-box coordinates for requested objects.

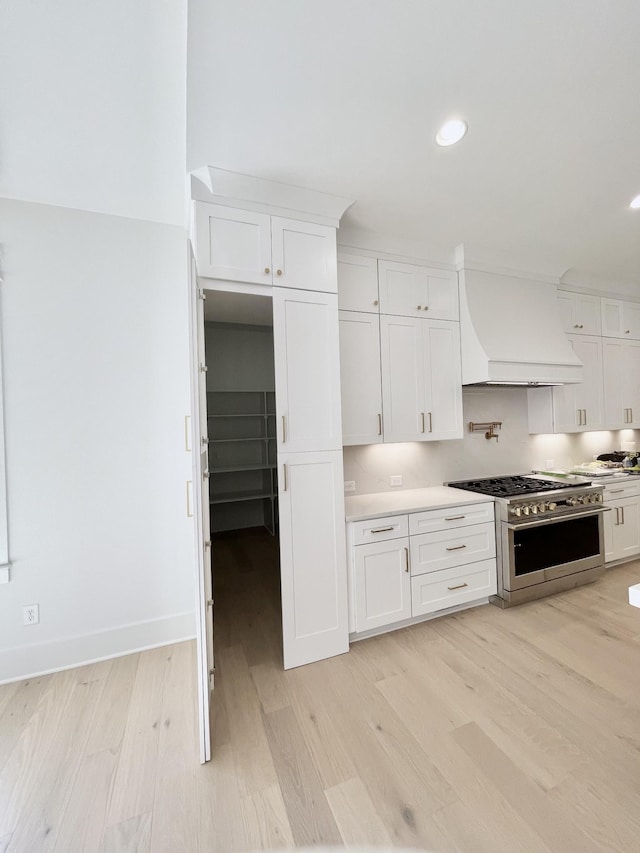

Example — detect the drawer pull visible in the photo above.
[370,526,394,534]
[446,544,467,551]
[447,582,468,591]
[444,515,465,521]
[609,489,624,494]
[404,547,410,573]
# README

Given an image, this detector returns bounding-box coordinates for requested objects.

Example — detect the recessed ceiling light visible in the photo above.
[630,194,640,209]
[436,119,468,147]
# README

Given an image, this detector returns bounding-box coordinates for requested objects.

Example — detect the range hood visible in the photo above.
[458,266,583,386]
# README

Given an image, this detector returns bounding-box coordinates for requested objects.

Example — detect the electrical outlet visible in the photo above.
[390,475,403,487]
[344,480,356,493]
[23,604,39,626]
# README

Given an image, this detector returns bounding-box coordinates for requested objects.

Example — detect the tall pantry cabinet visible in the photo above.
[191,178,352,671]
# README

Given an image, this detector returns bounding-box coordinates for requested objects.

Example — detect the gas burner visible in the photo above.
[447,475,577,498]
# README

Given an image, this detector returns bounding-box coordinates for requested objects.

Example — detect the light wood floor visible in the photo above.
[2,529,640,852]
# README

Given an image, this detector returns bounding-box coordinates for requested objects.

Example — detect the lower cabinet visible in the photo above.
[353,537,411,632]
[347,501,496,636]
[603,486,640,563]
[279,449,349,668]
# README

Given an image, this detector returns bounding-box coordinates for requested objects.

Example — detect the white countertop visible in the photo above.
[344,486,493,522]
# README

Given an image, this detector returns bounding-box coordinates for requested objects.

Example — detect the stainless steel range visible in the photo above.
[447,475,609,607]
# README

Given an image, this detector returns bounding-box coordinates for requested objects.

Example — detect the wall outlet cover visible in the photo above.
[390,475,403,486]
[23,604,39,625]
[344,480,356,493]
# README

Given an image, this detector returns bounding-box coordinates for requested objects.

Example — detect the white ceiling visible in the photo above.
[187,0,640,286]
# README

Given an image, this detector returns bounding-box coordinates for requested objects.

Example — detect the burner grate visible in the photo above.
[448,475,578,498]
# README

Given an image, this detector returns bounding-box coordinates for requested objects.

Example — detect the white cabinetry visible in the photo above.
[528,335,604,433]
[337,253,379,312]
[353,537,412,632]
[557,291,601,335]
[601,298,640,340]
[347,500,496,636]
[602,339,640,428]
[194,202,337,292]
[603,481,640,564]
[338,311,383,446]
[278,450,348,668]
[273,288,343,453]
[380,316,462,442]
[378,260,458,320]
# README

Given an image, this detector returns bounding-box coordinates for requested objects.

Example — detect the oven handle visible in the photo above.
[505,506,611,531]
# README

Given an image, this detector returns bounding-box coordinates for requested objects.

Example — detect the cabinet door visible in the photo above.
[380,315,424,442]
[601,298,625,338]
[616,497,640,561]
[353,538,411,632]
[552,335,603,432]
[194,202,272,283]
[378,260,458,320]
[623,341,640,427]
[273,288,342,452]
[338,311,383,446]
[271,217,337,293]
[603,339,626,428]
[422,320,463,440]
[278,450,349,668]
[337,253,379,312]
[557,292,601,335]
[624,303,640,340]
[573,335,603,430]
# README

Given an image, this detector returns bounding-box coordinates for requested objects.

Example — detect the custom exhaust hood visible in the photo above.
[457,262,583,387]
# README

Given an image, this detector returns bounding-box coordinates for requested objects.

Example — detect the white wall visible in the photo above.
[344,386,640,494]
[0,0,187,226]
[0,200,195,681]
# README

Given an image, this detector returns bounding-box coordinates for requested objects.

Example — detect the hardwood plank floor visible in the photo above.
[1,527,640,852]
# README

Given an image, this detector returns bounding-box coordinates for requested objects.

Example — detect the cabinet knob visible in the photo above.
[423,305,429,311]
[417,305,422,310]
[574,324,580,328]
[373,300,379,306]
[625,329,630,334]
[276,269,283,277]
[264,267,270,274]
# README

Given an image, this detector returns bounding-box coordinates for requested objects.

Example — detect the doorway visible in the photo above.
[203,290,284,674]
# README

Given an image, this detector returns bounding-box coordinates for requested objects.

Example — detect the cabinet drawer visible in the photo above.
[409,502,494,535]
[411,559,497,617]
[351,514,408,545]
[604,482,640,501]
[410,522,496,576]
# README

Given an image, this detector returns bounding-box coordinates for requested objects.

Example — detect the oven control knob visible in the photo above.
[538,502,547,513]
[511,506,522,517]
[522,505,530,516]
[567,497,578,506]
[547,502,557,511]
[530,504,538,514]
[595,493,602,502]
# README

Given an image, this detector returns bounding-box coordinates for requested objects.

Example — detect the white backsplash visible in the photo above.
[343,386,639,494]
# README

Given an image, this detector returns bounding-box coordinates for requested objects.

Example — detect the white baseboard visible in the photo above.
[0,611,196,684]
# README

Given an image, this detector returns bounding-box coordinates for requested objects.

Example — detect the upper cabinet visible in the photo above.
[380,316,463,443]
[337,253,379,312]
[193,202,337,293]
[557,291,601,335]
[601,297,640,340]
[338,311,383,446]
[378,260,459,321]
[528,335,604,433]
[273,288,343,453]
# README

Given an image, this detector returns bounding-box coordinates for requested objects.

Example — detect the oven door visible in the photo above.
[502,508,606,592]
